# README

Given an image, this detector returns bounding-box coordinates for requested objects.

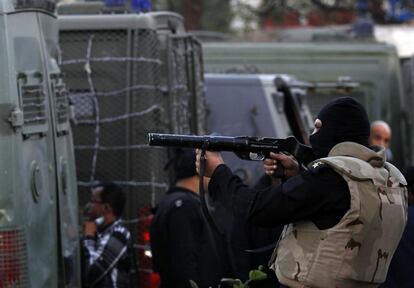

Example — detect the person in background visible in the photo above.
[196,97,407,287]
[381,166,414,288]
[83,182,137,288]
[369,120,393,162]
[150,148,228,288]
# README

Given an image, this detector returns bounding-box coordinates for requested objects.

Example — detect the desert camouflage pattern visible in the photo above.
[271,142,408,288]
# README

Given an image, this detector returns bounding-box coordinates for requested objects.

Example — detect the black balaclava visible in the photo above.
[309,97,370,159]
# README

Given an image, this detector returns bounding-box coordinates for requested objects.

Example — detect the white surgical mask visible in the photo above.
[95,216,104,226]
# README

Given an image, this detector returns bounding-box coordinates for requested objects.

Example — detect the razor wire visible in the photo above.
[76,104,163,125]
[85,34,100,184]
[66,33,171,191]
[60,56,162,66]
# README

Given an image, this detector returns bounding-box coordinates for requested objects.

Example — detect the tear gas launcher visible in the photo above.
[147,133,314,166]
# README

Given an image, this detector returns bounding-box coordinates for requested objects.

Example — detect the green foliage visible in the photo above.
[202,0,233,32]
[246,267,267,283]
[153,0,233,32]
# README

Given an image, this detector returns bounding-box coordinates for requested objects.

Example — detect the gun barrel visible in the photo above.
[148,133,248,151]
[148,133,315,164]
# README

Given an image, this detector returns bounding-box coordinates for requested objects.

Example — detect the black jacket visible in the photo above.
[150,187,228,288]
[226,175,283,284]
[209,163,350,230]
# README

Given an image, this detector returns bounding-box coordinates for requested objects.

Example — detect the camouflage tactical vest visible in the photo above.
[271,142,408,288]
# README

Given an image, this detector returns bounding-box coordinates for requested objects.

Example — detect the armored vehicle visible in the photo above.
[0,0,81,287]
[203,42,409,168]
[58,3,206,286]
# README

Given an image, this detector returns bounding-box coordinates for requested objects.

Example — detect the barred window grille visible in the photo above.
[21,85,47,126]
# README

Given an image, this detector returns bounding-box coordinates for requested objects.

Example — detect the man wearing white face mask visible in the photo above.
[83,182,137,288]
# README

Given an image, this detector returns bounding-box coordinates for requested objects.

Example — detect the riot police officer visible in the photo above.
[196,97,407,287]
[150,148,228,288]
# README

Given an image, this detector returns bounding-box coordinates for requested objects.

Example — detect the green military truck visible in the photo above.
[0,0,81,287]
[203,42,409,168]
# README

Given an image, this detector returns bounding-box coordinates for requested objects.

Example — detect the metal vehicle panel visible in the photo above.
[38,12,81,287]
[6,10,59,288]
[0,1,81,287]
[149,11,207,135]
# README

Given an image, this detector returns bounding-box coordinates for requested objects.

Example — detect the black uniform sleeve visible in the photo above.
[166,198,202,286]
[209,164,350,229]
